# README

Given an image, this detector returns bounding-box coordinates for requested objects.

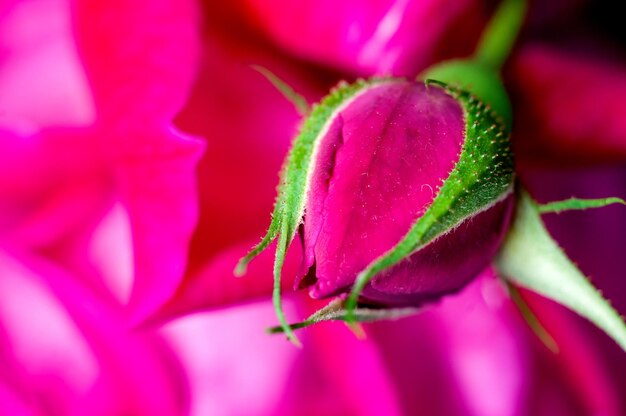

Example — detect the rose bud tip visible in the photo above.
[241,77,514,333]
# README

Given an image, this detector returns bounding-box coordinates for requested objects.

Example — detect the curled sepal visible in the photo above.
[267,298,420,334]
[538,197,626,214]
[495,189,626,352]
[345,83,515,323]
[250,65,310,116]
[236,78,393,343]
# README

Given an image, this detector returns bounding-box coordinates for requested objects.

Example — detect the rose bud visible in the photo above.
[237,77,514,340]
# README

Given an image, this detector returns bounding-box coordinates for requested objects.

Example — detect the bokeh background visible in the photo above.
[1,0,626,414]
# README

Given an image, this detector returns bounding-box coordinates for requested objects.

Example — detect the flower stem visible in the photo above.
[474,0,527,70]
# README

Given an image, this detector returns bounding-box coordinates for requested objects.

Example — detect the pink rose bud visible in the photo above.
[238,77,514,338]
[297,79,514,306]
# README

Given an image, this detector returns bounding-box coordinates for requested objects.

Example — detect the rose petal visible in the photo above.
[298,302,403,416]
[369,273,527,415]
[0,0,95,132]
[150,240,301,324]
[112,126,204,321]
[161,301,298,416]
[521,289,622,415]
[73,0,200,122]
[232,0,486,76]
[512,44,626,163]
[0,128,111,247]
[0,247,188,415]
[176,33,324,274]
[151,28,326,318]
[72,0,206,317]
[303,82,465,299]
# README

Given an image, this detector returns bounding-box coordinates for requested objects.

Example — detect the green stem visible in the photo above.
[474,0,527,70]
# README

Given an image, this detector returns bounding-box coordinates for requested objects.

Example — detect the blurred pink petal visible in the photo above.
[521,289,621,415]
[0,248,188,415]
[71,0,205,318]
[162,301,298,416]
[86,203,134,304]
[512,44,626,163]
[0,378,39,416]
[0,128,111,247]
[112,125,204,321]
[152,28,326,318]
[233,0,487,76]
[0,0,95,132]
[73,0,200,121]
[302,315,403,416]
[153,241,301,323]
[369,273,526,415]
[178,34,323,270]
[431,274,526,416]
[1,0,205,326]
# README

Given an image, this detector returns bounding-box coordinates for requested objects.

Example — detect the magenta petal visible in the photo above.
[369,273,527,415]
[152,30,327,316]
[72,0,206,319]
[522,290,622,415]
[236,0,486,76]
[0,128,111,247]
[304,81,465,299]
[176,33,324,274]
[73,0,200,121]
[162,302,299,416]
[0,0,95,131]
[113,126,204,322]
[151,240,302,323]
[365,196,514,306]
[0,248,188,415]
[512,44,626,163]
[0,380,37,416]
[301,319,403,416]
[428,274,527,416]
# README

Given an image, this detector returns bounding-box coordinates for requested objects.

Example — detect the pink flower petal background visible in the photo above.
[1,0,626,414]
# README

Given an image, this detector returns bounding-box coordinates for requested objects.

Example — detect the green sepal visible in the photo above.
[345,82,515,323]
[251,65,310,116]
[236,78,393,343]
[495,189,626,352]
[267,298,420,334]
[538,197,626,214]
[421,60,512,129]
[506,281,559,353]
